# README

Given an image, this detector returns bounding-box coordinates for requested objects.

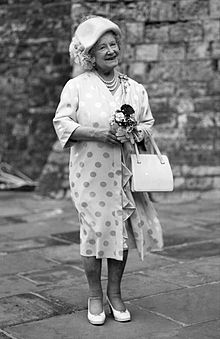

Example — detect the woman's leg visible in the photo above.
[81,256,103,314]
[107,249,128,311]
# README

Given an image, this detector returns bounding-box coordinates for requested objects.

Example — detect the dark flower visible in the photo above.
[120,104,135,116]
[110,103,137,135]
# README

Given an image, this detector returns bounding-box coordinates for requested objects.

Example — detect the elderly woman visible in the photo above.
[53,16,163,325]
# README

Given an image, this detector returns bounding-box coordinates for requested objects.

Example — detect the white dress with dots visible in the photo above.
[53,71,163,261]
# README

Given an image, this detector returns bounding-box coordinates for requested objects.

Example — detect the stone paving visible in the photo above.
[0,191,219,339]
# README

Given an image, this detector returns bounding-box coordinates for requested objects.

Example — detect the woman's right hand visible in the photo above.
[70,126,119,145]
[95,128,119,145]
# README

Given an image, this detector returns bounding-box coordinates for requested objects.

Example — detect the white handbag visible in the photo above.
[131,131,174,192]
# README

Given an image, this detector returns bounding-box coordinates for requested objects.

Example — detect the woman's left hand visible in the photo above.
[115,126,145,144]
[133,128,144,143]
[116,128,135,144]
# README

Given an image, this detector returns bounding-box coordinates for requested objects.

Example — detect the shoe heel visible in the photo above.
[106,296,131,322]
[107,297,113,315]
[108,304,113,315]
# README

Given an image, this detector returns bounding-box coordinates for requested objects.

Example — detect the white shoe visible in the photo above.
[106,296,131,322]
[87,298,106,325]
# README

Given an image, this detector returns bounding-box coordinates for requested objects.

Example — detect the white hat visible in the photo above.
[69,16,121,69]
[75,16,121,52]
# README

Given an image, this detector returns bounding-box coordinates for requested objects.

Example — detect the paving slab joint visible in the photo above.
[133,303,187,327]
[49,235,73,244]
[29,292,75,314]
[163,238,220,249]
[0,329,19,339]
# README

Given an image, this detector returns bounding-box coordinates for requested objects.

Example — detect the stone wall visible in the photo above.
[1,0,220,197]
[0,0,72,179]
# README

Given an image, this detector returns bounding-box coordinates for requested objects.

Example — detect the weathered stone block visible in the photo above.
[212,41,220,58]
[203,19,220,41]
[150,0,178,22]
[145,24,169,43]
[61,179,70,190]
[70,3,88,27]
[149,98,172,123]
[129,62,147,83]
[183,165,220,177]
[213,177,220,188]
[170,96,194,114]
[135,44,159,61]
[185,177,214,190]
[152,109,174,125]
[169,22,203,42]
[150,97,169,110]
[147,61,182,82]
[146,82,175,97]
[173,146,218,166]
[0,76,25,95]
[210,0,220,18]
[48,152,69,165]
[187,112,219,131]
[186,129,218,153]
[181,60,214,81]
[57,40,70,53]
[187,41,211,60]
[193,96,220,112]
[208,75,220,94]
[122,44,135,62]
[179,0,209,19]
[176,81,208,97]
[159,43,185,61]
[126,22,145,44]
[214,111,220,124]
[111,1,151,22]
[43,2,71,18]
[174,177,185,189]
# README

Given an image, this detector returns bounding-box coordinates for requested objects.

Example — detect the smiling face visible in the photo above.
[91,31,120,75]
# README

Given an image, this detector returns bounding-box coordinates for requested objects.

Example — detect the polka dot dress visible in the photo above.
[70,142,124,260]
[54,71,163,261]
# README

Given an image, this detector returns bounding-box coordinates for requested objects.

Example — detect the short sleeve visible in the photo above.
[53,80,80,148]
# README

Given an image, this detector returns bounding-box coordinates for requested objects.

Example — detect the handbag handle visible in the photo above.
[134,130,165,165]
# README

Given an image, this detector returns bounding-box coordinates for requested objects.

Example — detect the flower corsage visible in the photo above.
[110,104,143,144]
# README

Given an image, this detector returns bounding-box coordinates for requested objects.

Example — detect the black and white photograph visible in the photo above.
[0,0,220,338]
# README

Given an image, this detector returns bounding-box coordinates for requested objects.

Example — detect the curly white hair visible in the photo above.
[69,32,121,71]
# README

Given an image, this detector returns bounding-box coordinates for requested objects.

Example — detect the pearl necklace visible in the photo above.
[96,72,119,92]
